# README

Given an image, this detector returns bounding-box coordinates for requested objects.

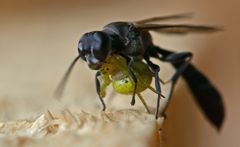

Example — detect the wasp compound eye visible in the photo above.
[92,31,111,61]
[78,31,111,62]
[78,31,111,70]
[78,32,92,61]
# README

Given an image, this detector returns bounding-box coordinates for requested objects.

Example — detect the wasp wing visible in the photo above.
[134,13,193,24]
[136,24,221,35]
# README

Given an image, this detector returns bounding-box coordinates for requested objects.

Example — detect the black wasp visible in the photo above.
[55,13,225,129]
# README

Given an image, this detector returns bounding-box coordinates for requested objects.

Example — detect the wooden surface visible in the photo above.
[0,109,163,147]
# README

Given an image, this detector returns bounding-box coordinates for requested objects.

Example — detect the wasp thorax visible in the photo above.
[78,31,111,70]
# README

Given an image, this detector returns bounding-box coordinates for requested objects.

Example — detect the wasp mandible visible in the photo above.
[55,14,225,129]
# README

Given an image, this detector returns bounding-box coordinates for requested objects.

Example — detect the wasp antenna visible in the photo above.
[54,56,81,99]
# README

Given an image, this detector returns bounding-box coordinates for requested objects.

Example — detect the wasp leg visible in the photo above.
[144,57,161,119]
[147,46,224,129]
[95,71,106,111]
[137,93,151,113]
[147,46,192,83]
[121,55,138,106]
[147,85,165,98]
[162,52,193,83]
[147,50,192,118]
[147,46,192,99]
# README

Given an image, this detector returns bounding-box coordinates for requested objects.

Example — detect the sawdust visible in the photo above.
[0,109,163,147]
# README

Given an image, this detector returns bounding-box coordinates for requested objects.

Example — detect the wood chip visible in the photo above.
[0,109,163,147]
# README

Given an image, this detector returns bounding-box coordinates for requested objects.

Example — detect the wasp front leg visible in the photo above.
[95,71,111,111]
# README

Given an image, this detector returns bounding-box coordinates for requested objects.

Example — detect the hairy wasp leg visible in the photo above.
[145,57,161,119]
[95,71,106,111]
[137,93,151,113]
[121,55,138,106]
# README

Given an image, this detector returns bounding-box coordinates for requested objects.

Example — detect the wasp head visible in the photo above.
[78,31,111,70]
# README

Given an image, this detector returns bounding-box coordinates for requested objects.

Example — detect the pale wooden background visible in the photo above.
[0,0,239,147]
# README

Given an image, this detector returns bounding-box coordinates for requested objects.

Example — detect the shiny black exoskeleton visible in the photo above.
[55,14,225,130]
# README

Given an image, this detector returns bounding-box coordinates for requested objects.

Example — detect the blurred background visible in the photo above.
[0,0,239,147]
